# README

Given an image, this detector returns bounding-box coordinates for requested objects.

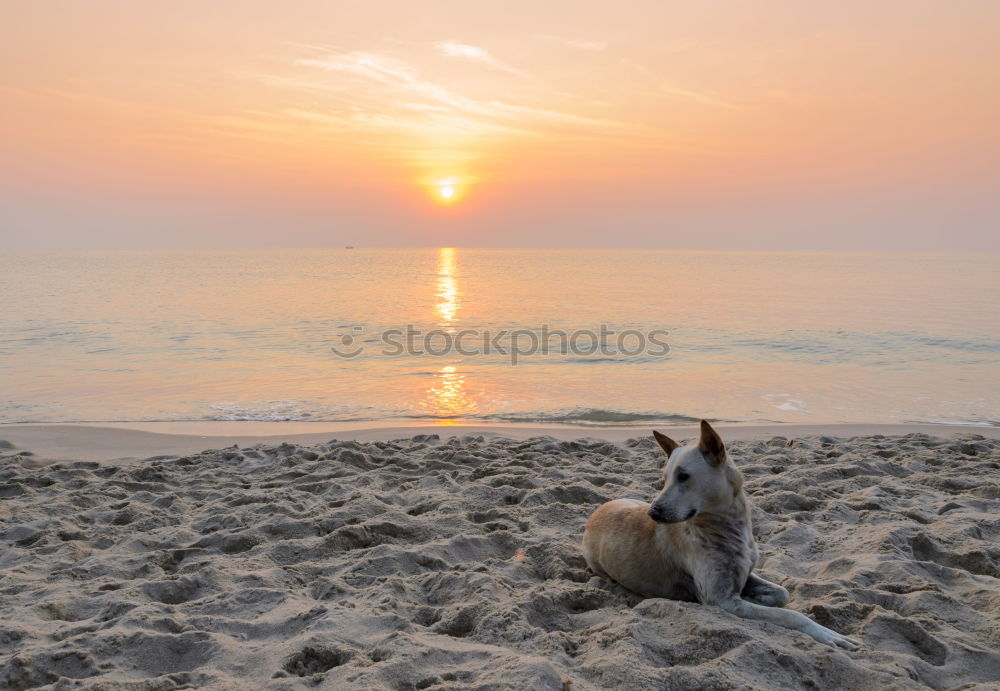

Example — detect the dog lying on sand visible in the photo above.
[583,420,860,649]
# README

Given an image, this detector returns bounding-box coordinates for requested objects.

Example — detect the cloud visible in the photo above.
[660,83,737,109]
[435,41,525,76]
[289,51,626,142]
[534,35,608,52]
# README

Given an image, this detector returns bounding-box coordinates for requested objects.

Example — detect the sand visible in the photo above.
[2,426,1000,689]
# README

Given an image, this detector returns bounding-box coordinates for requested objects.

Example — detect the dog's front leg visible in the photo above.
[694,563,860,650]
[716,596,859,650]
[741,572,789,607]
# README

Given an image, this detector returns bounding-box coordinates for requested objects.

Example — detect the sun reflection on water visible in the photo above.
[435,247,459,327]
[425,364,477,424]
[425,248,477,423]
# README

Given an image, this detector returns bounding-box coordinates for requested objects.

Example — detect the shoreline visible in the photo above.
[2,420,998,463]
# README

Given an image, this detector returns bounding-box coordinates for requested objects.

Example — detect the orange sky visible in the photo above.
[2,1,999,248]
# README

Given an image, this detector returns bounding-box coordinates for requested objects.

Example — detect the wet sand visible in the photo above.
[3,422,999,464]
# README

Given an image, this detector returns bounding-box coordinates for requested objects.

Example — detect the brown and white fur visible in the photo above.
[582,420,859,650]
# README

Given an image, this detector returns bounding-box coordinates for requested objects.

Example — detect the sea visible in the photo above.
[1,248,998,428]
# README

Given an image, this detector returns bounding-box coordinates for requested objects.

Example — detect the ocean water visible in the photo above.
[1,248,998,427]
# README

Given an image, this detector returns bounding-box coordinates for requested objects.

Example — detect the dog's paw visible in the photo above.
[812,626,861,650]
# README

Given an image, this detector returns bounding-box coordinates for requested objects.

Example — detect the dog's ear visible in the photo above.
[698,420,726,466]
[652,430,679,457]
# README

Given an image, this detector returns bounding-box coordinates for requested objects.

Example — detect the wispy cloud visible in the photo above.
[287,50,626,143]
[534,34,608,52]
[660,82,738,109]
[435,41,525,76]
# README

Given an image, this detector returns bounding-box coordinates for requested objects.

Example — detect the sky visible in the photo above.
[2,0,999,249]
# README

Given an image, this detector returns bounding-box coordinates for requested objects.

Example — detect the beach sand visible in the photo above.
[2,425,1000,689]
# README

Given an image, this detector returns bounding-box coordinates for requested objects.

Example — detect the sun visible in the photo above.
[422,174,478,205]
[428,177,465,205]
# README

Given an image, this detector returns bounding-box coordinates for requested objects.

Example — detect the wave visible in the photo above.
[204,401,381,423]
[208,403,312,422]
[478,408,706,426]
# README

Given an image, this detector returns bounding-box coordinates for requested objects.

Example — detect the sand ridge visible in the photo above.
[1,432,999,689]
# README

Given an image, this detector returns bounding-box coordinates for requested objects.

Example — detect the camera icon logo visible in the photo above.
[330,326,365,358]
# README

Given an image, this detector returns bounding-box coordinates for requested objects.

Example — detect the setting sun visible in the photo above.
[431,178,463,205]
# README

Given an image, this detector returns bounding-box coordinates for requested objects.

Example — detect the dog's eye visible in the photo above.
[676,470,689,483]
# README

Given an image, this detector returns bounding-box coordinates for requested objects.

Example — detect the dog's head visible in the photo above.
[647,420,742,524]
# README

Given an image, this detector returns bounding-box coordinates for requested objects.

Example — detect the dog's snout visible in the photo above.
[648,504,697,524]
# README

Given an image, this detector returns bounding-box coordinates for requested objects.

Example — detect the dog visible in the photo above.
[582,420,860,649]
